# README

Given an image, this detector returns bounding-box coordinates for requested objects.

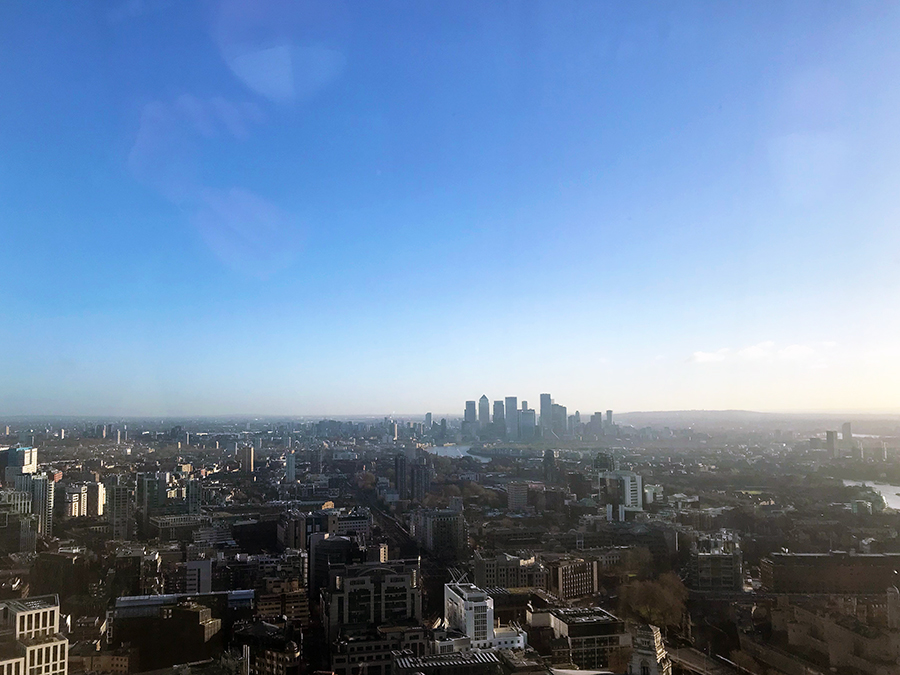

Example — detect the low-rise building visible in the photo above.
[0,596,69,675]
[527,607,630,671]
[473,552,547,590]
[441,583,526,652]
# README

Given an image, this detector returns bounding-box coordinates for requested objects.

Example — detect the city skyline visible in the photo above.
[4,3,900,415]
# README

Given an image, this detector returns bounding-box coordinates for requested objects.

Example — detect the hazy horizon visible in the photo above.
[3,2,900,416]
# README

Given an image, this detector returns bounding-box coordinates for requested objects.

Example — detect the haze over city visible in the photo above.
[3,2,900,416]
[7,5,900,675]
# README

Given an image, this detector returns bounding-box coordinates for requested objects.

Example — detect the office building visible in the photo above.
[86,481,105,517]
[601,470,643,510]
[425,412,433,429]
[551,404,567,437]
[395,452,409,500]
[606,410,613,426]
[504,397,518,440]
[761,552,900,594]
[111,598,225,672]
[826,430,837,456]
[688,530,742,591]
[240,445,255,473]
[442,583,526,651]
[256,578,310,627]
[285,450,296,482]
[755,591,900,675]
[842,422,852,441]
[473,552,548,590]
[3,446,37,484]
[464,401,477,424]
[507,483,528,512]
[540,394,552,433]
[411,457,431,503]
[492,401,504,427]
[322,558,422,641]
[410,509,468,556]
[527,607,630,670]
[186,478,201,515]
[478,395,490,429]
[185,559,213,594]
[14,473,54,537]
[233,620,302,675]
[64,484,89,518]
[0,596,69,675]
[544,555,598,601]
[0,489,36,553]
[107,485,133,540]
[519,409,536,440]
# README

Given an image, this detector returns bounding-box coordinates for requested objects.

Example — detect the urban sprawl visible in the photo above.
[2,395,900,675]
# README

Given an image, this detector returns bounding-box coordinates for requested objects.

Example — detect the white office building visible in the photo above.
[0,596,68,675]
[440,583,526,652]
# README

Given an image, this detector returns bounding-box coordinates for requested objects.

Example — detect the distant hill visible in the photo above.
[615,409,900,434]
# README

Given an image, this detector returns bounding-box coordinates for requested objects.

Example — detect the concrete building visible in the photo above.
[442,583,526,651]
[285,450,296,482]
[601,470,643,510]
[518,409,536,441]
[3,447,37,484]
[333,625,428,675]
[410,509,468,557]
[411,457,432,503]
[741,590,900,675]
[761,552,900,594]
[492,401,505,428]
[505,397,518,440]
[507,483,529,512]
[0,596,69,675]
[688,530,742,592]
[527,606,630,671]
[232,621,302,675]
[395,452,409,501]
[0,489,36,553]
[322,558,422,642]
[239,445,255,473]
[464,401,477,425]
[540,394,552,434]
[14,473,53,537]
[544,555,598,601]
[64,484,88,518]
[107,485,132,540]
[86,482,105,517]
[478,396,490,430]
[473,552,547,590]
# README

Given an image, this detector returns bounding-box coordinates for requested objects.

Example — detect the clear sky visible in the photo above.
[2,1,900,417]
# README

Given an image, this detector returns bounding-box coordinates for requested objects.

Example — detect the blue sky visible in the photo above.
[2,1,900,416]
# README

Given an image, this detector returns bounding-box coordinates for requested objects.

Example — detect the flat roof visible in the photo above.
[5,596,59,612]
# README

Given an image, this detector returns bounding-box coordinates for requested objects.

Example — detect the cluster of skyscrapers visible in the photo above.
[0,446,55,551]
[462,393,614,440]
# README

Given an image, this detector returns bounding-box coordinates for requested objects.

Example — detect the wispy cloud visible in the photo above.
[690,341,837,366]
[690,348,730,363]
[737,341,775,361]
[127,96,299,277]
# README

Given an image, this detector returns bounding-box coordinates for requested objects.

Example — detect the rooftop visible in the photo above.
[548,607,621,624]
[5,596,59,613]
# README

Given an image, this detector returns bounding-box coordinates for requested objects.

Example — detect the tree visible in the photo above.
[618,572,688,633]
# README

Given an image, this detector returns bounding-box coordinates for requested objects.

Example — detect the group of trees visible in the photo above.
[617,571,688,635]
